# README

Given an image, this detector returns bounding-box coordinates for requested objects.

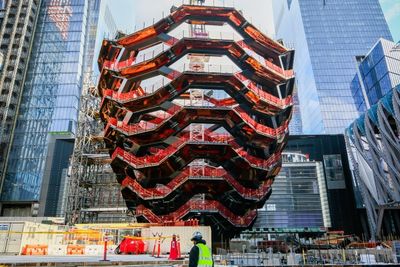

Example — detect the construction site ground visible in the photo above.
[0,254,188,266]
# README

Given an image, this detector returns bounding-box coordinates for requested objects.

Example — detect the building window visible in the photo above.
[266,204,276,211]
[323,154,346,189]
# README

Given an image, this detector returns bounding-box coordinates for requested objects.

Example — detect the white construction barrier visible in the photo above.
[107,245,117,254]
[85,245,102,256]
[48,245,67,256]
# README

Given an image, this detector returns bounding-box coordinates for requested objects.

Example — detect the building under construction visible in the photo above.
[68,1,294,235]
[96,2,294,235]
[65,75,128,224]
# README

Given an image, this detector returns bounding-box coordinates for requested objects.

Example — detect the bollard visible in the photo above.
[101,236,110,261]
[157,238,161,258]
[152,239,156,257]
[177,235,181,258]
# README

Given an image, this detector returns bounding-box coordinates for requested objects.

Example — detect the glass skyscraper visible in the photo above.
[289,90,303,134]
[273,0,393,134]
[347,38,400,238]
[0,0,102,216]
[351,38,400,113]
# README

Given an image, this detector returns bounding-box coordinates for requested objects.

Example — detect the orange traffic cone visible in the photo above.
[177,235,181,258]
[152,236,162,258]
[152,237,156,257]
[152,238,157,257]
[169,234,178,260]
[157,238,161,258]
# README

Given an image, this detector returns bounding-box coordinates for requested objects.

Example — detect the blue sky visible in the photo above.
[379,0,400,42]
[105,0,136,32]
[108,0,275,36]
[108,0,399,43]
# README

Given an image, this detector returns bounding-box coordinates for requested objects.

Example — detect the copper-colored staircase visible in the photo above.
[96,4,294,232]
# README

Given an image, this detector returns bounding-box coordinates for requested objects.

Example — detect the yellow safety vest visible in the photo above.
[196,243,213,267]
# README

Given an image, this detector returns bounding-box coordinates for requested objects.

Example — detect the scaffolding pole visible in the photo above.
[65,73,129,225]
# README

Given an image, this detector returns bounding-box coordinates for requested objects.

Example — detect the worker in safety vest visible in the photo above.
[189,231,213,267]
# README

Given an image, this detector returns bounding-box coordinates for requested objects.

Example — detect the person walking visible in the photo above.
[189,231,213,267]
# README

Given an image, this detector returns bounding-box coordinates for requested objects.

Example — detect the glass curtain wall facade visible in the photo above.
[347,85,400,238]
[254,152,330,230]
[91,3,116,76]
[64,0,121,224]
[289,89,303,134]
[273,0,393,134]
[346,39,400,238]
[254,135,364,235]
[0,0,40,197]
[351,38,400,113]
[0,0,92,212]
[81,0,117,78]
[286,135,363,235]
[82,0,100,77]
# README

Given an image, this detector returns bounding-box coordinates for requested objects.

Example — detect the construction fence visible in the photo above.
[0,220,211,256]
[216,248,396,266]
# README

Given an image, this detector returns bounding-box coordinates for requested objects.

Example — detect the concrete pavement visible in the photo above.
[0,254,188,266]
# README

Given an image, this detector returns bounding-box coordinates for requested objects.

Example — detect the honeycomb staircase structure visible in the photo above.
[96,4,294,234]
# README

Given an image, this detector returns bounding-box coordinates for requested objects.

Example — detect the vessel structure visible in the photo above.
[97,3,295,233]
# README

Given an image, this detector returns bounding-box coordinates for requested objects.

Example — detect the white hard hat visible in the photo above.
[191,231,202,241]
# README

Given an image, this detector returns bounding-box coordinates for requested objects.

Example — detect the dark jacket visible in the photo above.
[188,239,213,267]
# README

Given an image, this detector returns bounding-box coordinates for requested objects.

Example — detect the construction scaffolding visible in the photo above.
[65,73,130,225]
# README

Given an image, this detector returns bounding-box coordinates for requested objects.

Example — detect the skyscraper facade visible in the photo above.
[286,135,363,234]
[288,89,302,134]
[254,151,331,230]
[0,0,41,207]
[0,0,102,217]
[253,135,364,235]
[351,38,400,113]
[273,0,393,134]
[86,1,117,77]
[0,0,6,27]
[65,1,120,224]
[346,39,400,238]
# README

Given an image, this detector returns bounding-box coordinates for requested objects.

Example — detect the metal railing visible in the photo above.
[136,199,257,226]
[111,129,282,170]
[107,102,288,140]
[180,0,236,7]
[103,72,292,109]
[123,165,272,200]
[175,63,237,74]
[129,0,237,34]
[103,35,293,81]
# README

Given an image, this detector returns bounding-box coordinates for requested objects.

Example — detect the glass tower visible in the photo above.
[289,90,303,134]
[273,0,393,134]
[346,38,400,238]
[0,0,41,199]
[351,38,400,113]
[0,0,101,215]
